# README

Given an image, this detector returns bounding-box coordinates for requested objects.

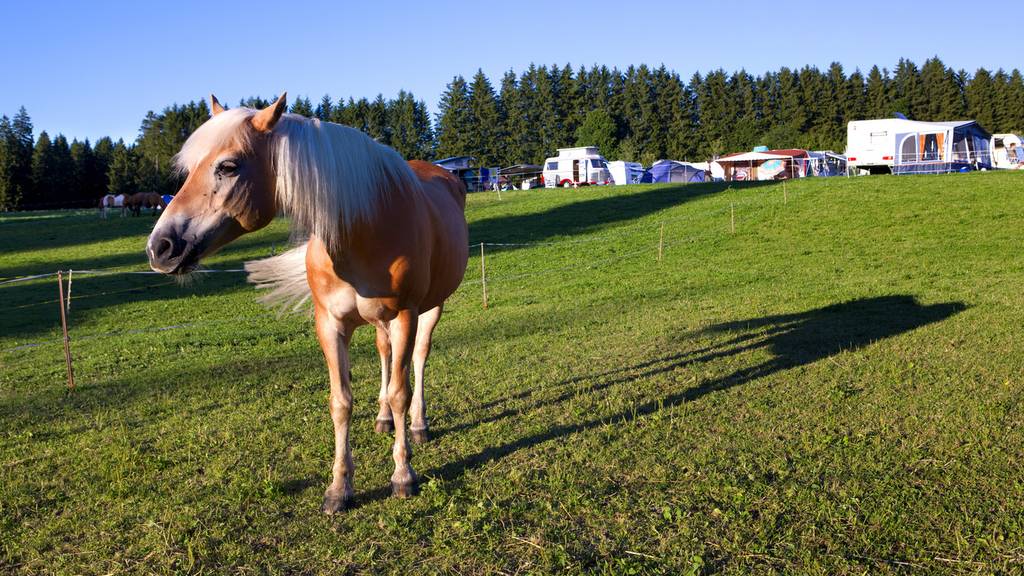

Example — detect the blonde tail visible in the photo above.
[245,243,311,314]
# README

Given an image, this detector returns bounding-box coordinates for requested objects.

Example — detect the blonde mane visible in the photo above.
[174,108,419,249]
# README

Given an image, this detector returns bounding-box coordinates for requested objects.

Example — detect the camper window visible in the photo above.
[590,159,606,168]
[546,161,558,170]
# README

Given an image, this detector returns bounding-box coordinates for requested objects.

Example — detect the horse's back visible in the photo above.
[407,160,468,308]
[408,161,466,211]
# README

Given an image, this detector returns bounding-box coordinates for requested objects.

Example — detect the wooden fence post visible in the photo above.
[480,242,488,309]
[57,271,75,390]
[658,223,664,262]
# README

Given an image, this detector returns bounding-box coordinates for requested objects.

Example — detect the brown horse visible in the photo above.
[127,192,166,216]
[146,93,468,512]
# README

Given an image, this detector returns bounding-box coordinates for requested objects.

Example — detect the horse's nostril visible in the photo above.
[155,237,174,259]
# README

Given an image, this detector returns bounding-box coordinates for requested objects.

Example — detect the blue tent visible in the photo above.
[647,160,705,183]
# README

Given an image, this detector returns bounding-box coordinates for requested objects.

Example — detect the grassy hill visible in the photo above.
[2,173,1023,574]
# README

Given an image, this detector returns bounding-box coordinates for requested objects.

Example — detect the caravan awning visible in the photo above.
[717,152,792,162]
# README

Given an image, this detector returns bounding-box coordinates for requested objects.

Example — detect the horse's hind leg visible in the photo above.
[410,306,442,444]
[374,324,394,433]
[315,307,355,513]
[387,308,418,497]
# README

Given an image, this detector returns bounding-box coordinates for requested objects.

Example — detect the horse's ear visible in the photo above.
[251,92,287,133]
[210,93,226,116]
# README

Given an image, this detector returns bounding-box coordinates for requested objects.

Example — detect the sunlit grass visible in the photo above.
[2,173,1023,574]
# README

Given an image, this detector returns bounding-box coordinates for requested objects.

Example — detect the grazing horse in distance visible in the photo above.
[99,193,128,218]
[146,93,469,513]
[127,192,165,216]
[98,194,116,218]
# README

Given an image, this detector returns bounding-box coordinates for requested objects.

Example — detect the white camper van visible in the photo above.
[543,147,611,188]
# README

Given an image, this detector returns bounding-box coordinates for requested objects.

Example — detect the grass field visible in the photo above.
[2,173,1023,574]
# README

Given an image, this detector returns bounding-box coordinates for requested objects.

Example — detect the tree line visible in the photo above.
[1,57,1022,210]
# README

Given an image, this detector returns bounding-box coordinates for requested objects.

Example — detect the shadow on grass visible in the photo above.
[468,180,772,246]
[420,295,966,487]
[0,211,162,256]
[0,233,293,341]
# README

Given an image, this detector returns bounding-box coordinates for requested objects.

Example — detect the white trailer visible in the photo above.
[543,146,612,188]
[846,118,991,174]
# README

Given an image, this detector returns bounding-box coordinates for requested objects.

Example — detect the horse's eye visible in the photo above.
[217,160,239,176]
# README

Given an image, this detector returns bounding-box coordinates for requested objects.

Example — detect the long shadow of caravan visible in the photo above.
[422,295,966,485]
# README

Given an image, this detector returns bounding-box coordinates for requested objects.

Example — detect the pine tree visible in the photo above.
[695,69,734,157]
[435,76,472,160]
[621,65,659,164]
[388,90,432,160]
[466,69,501,166]
[9,107,33,207]
[366,94,390,144]
[824,62,850,150]
[91,137,114,199]
[0,116,13,210]
[498,70,528,166]
[70,139,94,205]
[891,58,922,118]
[239,96,271,109]
[1006,69,1024,133]
[315,95,333,121]
[800,66,834,150]
[330,98,348,125]
[966,68,996,130]
[764,68,805,149]
[844,70,868,143]
[528,65,561,160]
[135,100,211,196]
[865,66,891,118]
[30,131,54,206]
[992,69,1013,132]
[729,69,762,151]
[919,57,963,121]
[107,140,137,196]
[49,134,75,205]
[290,96,314,117]
[575,109,618,157]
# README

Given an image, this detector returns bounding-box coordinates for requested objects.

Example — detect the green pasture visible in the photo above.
[1,173,1023,574]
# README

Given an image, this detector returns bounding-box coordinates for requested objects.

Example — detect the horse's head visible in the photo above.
[147,93,287,274]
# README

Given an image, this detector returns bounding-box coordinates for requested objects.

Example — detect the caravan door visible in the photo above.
[894,133,917,173]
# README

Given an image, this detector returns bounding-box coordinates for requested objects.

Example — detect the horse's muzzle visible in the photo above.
[147,233,196,274]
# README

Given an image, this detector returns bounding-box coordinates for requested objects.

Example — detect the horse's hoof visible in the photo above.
[410,427,429,445]
[321,493,352,514]
[391,480,418,499]
[375,419,394,434]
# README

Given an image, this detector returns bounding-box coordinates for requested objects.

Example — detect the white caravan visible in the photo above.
[846,118,991,174]
[607,160,645,185]
[543,146,612,188]
[991,134,1024,169]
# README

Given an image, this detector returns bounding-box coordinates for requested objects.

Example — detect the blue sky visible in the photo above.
[2,0,1018,143]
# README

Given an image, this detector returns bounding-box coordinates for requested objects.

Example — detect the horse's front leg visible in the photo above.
[374,325,394,433]
[387,308,418,497]
[315,306,355,513]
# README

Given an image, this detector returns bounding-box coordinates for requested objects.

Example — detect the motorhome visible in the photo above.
[991,134,1024,169]
[543,147,612,188]
[846,119,991,174]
